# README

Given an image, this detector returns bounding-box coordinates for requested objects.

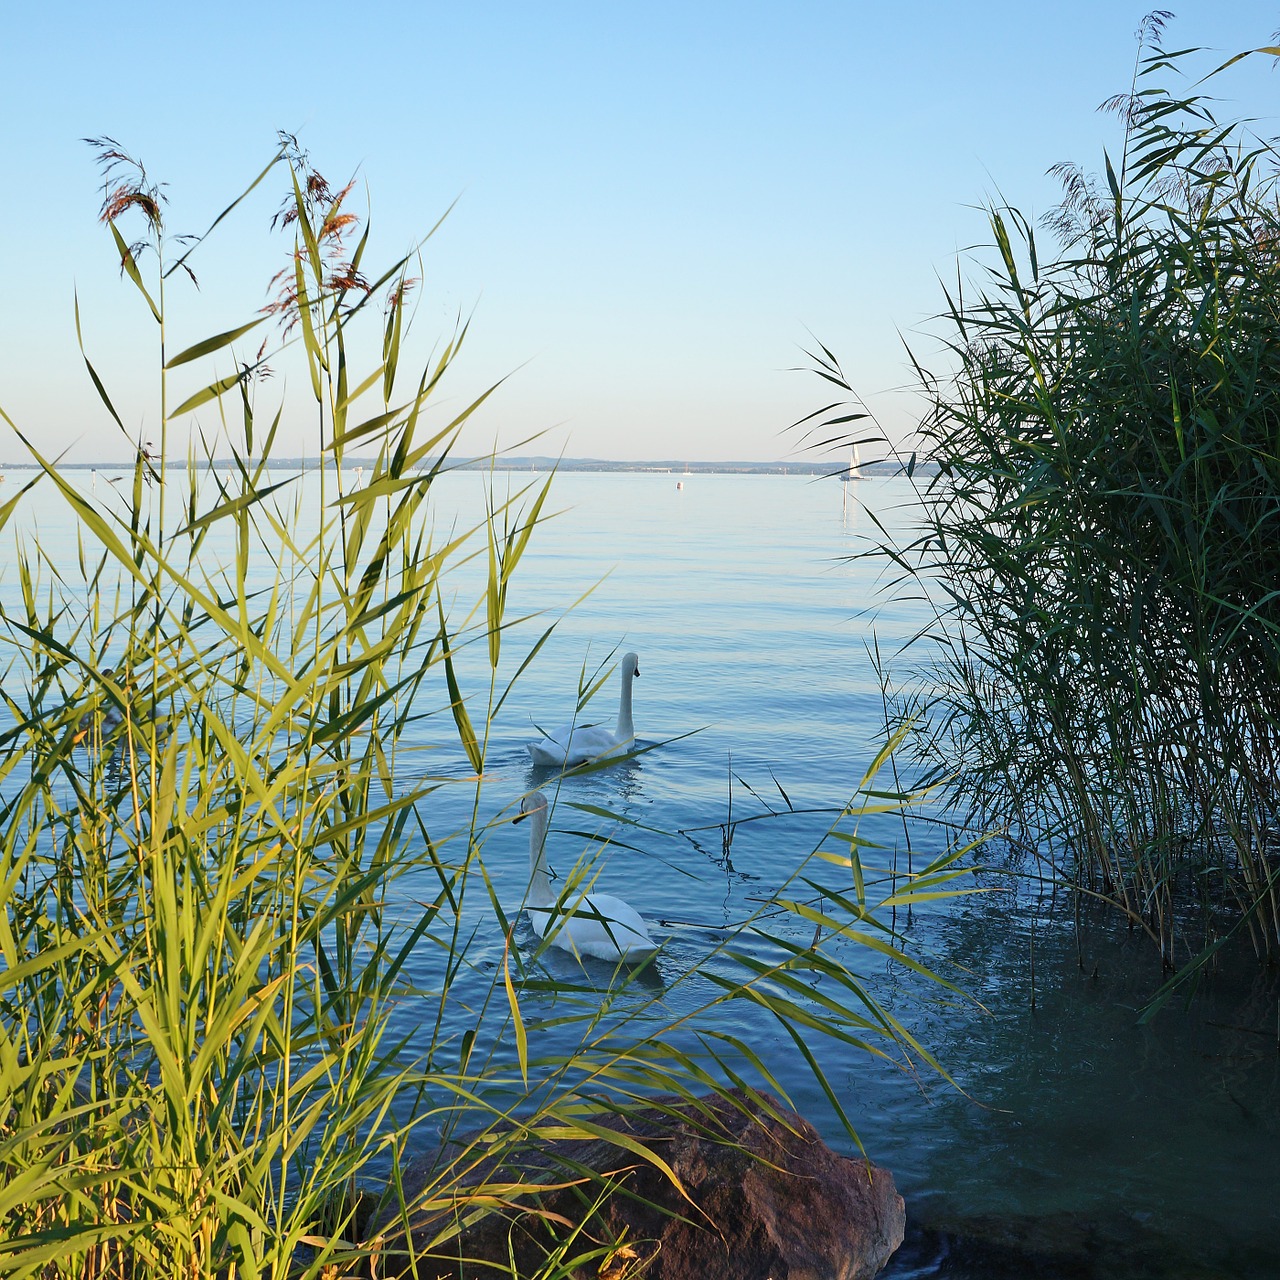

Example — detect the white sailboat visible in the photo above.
[841,441,867,525]
[846,441,866,481]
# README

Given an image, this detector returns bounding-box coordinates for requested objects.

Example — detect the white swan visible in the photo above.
[527,652,641,767]
[515,790,658,963]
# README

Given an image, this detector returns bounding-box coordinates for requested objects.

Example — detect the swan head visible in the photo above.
[515,790,549,824]
[623,652,640,680]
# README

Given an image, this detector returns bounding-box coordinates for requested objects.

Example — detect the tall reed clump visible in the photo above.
[0,139,976,1276]
[812,19,1280,988]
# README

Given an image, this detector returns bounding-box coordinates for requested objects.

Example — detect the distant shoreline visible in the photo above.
[2,456,932,478]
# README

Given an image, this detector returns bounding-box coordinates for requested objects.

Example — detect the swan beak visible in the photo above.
[513,811,527,825]
[634,664,641,678]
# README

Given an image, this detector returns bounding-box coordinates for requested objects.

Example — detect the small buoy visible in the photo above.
[676,481,684,490]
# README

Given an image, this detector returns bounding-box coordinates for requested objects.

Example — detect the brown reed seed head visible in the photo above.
[84,136,165,232]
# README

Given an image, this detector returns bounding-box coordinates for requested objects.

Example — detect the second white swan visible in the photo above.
[515,790,658,963]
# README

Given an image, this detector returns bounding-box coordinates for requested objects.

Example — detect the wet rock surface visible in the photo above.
[365,1088,905,1279]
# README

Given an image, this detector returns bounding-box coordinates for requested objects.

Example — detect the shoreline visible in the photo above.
[1,456,929,478]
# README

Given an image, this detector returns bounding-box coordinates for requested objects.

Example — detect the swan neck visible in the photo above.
[528,808,553,907]
[615,667,635,740]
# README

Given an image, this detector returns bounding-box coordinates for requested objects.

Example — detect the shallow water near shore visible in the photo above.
[3,466,1277,1277]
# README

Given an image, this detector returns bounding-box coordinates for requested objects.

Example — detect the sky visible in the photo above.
[2,2,1279,464]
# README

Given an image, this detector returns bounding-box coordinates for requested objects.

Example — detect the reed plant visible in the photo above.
[808,20,1280,991]
[0,139,975,1276]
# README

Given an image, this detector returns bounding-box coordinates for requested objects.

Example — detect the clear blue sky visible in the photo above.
[2,2,1278,463]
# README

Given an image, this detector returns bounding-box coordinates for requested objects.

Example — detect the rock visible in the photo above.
[364,1088,905,1279]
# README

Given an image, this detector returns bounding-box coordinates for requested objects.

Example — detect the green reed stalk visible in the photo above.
[803,20,1280,996]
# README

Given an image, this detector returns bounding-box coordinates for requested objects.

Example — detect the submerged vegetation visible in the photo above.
[810,20,1280,993]
[0,140,976,1276]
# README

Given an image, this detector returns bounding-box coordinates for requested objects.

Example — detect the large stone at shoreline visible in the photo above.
[365,1088,905,1279]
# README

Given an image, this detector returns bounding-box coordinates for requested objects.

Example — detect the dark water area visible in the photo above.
[874,870,1280,1279]
[4,469,1277,1277]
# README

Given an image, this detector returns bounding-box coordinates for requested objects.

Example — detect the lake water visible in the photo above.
[393,470,1280,1280]
[3,467,1277,1278]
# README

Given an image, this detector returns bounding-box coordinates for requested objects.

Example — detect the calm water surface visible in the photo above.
[402,470,1280,1280]
[4,467,1276,1278]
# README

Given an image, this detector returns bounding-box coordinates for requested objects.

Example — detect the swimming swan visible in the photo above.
[526,652,641,767]
[515,790,658,963]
